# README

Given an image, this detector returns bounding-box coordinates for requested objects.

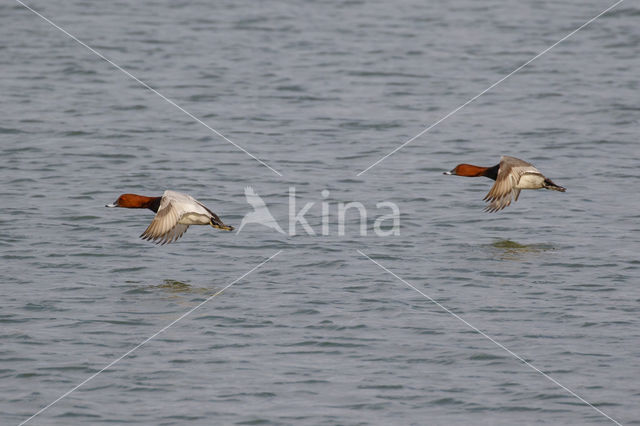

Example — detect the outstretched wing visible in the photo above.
[140,195,191,244]
[483,156,537,212]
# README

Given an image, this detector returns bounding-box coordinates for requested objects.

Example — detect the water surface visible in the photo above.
[1,0,639,424]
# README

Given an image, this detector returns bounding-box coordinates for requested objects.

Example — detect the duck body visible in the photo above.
[444,156,565,212]
[106,190,233,244]
[516,172,548,190]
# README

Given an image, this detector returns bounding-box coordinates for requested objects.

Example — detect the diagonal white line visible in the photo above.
[15,0,283,177]
[18,250,282,426]
[357,249,622,425]
[357,0,624,176]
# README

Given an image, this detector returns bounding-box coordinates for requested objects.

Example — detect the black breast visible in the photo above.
[147,197,162,213]
[482,164,500,180]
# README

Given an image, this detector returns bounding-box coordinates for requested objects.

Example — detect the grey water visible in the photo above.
[1,0,639,424]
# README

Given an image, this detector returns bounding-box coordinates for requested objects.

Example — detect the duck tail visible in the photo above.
[210,217,234,231]
[544,178,566,192]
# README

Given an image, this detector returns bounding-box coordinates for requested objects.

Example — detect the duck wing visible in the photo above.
[483,156,539,212]
[140,193,192,244]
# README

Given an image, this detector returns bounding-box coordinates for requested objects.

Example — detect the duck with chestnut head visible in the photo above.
[444,156,565,212]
